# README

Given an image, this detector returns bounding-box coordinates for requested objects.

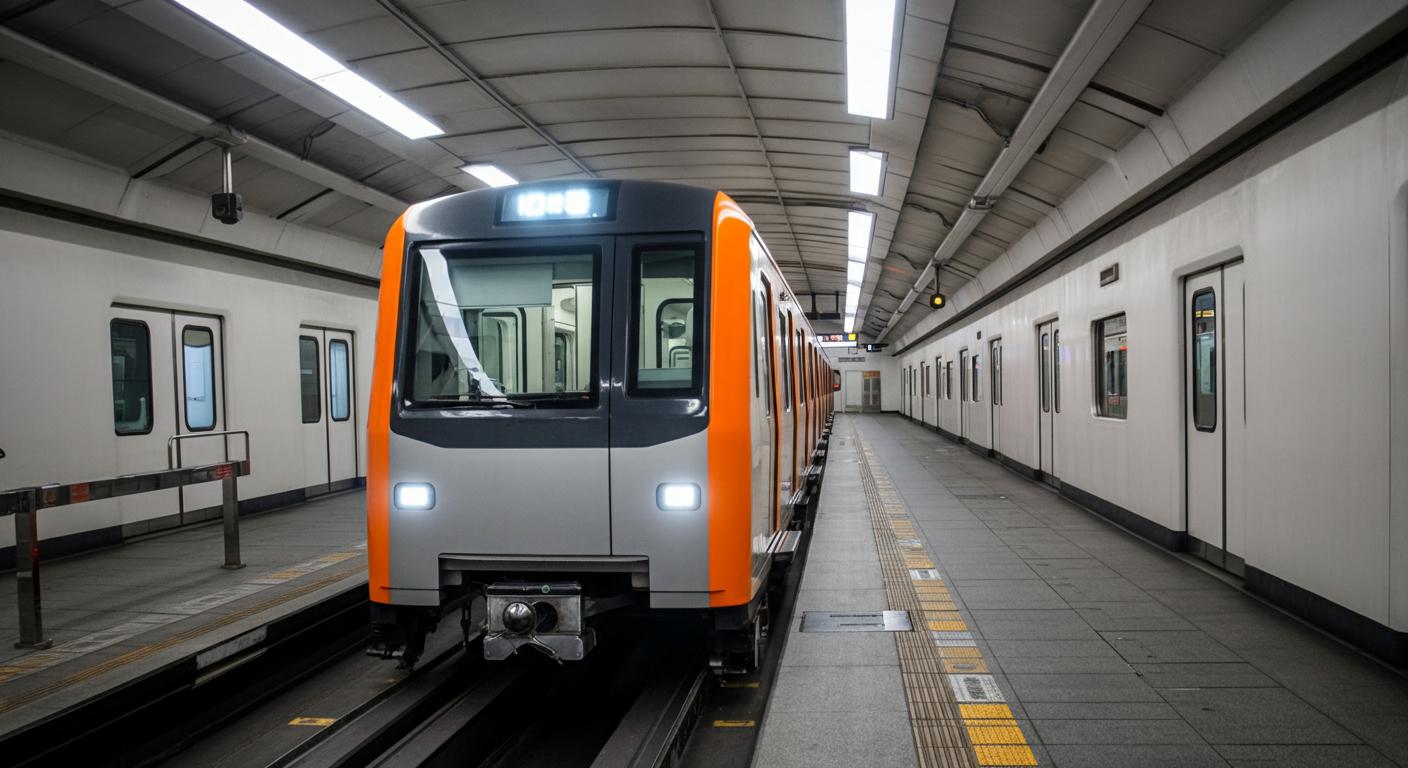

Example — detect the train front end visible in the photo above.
[366,181,758,665]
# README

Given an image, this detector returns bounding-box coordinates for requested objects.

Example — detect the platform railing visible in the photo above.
[0,433,252,650]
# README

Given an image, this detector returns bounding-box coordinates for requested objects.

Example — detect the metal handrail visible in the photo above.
[166,429,251,471]
[2,435,252,650]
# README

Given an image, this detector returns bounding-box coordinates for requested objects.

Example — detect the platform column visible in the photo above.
[221,468,245,570]
[14,488,52,649]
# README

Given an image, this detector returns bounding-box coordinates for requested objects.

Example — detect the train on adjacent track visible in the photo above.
[365,180,833,671]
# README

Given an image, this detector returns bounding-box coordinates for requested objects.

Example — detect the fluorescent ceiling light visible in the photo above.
[461,164,518,188]
[173,0,443,139]
[845,0,898,119]
[844,313,857,333]
[850,149,885,196]
[847,260,865,285]
[848,210,875,262]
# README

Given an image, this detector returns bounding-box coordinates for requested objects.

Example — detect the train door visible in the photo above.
[298,328,359,497]
[109,307,179,526]
[172,313,226,519]
[1185,263,1246,575]
[919,363,926,424]
[990,338,1002,454]
[1038,320,1059,486]
[844,370,863,412]
[958,349,968,439]
[752,286,777,546]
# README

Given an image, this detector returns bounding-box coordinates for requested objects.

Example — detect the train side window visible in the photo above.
[110,319,153,435]
[1095,314,1128,419]
[1054,329,1061,413]
[1192,291,1216,430]
[631,246,703,395]
[299,336,320,423]
[779,311,792,411]
[751,293,761,399]
[183,325,217,431]
[945,361,952,400]
[329,339,351,422]
[972,354,981,402]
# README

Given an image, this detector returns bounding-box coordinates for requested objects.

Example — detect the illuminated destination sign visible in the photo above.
[818,333,858,343]
[501,185,613,223]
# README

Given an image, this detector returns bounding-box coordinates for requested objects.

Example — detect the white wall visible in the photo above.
[823,348,899,412]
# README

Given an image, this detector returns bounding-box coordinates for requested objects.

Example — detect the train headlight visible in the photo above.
[394,482,435,510]
[656,483,700,511]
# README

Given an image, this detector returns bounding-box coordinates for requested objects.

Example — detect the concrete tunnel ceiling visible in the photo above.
[0,0,1286,339]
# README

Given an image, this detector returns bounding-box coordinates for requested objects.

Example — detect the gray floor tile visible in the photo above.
[754,711,917,768]
[1045,744,1231,768]
[767,665,908,713]
[1101,630,1241,663]
[1033,718,1207,745]
[1161,688,1361,744]
[1215,744,1398,767]
[1130,663,1278,688]
[1003,673,1162,703]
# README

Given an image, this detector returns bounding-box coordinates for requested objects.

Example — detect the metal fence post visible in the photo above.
[221,470,244,570]
[14,488,51,649]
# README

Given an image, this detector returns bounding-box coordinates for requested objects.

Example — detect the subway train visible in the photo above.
[893,56,1408,663]
[0,203,377,567]
[365,180,833,671]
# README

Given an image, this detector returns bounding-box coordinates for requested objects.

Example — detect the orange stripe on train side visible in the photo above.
[367,214,407,603]
[709,192,754,607]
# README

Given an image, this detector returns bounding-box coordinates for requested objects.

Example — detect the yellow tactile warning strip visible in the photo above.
[0,563,364,717]
[855,425,1038,768]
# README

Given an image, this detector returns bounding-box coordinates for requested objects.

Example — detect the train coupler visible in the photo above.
[483,581,595,662]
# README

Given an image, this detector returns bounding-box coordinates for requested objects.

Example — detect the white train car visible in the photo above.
[895,56,1408,662]
[0,205,376,567]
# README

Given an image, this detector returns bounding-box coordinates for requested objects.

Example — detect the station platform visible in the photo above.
[0,491,367,742]
[755,414,1408,768]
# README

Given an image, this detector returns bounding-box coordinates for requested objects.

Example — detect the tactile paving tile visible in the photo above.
[854,424,1040,768]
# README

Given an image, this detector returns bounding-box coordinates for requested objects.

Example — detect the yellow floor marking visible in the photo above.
[974,745,1039,767]
[922,601,958,612]
[938,647,984,659]
[289,716,336,726]
[927,620,969,632]
[942,658,989,674]
[963,704,1019,721]
[713,719,756,728]
[966,725,1028,745]
[719,681,760,689]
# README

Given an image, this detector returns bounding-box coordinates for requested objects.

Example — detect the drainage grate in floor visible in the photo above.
[800,610,913,632]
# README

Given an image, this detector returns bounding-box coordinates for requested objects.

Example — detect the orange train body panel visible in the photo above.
[708,192,756,608]
[367,214,406,604]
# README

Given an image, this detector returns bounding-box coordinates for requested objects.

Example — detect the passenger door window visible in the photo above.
[631,246,703,395]
[111,320,153,435]
[329,339,351,422]
[299,335,321,423]
[182,325,217,431]
[1192,292,1216,430]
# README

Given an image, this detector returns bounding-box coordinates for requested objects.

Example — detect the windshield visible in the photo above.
[407,247,597,405]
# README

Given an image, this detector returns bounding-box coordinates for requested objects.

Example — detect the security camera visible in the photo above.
[211,192,243,225]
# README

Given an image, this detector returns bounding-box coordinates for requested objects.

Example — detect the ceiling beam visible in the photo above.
[374,0,597,179]
[874,0,1152,342]
[702,0,813,291]
[0,24,406,213]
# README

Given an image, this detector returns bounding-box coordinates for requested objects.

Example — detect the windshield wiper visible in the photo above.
[422,395,537,409]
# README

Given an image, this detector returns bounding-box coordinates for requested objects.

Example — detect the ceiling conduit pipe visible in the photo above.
[873,0,1152,343]
[0,25,406,214]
